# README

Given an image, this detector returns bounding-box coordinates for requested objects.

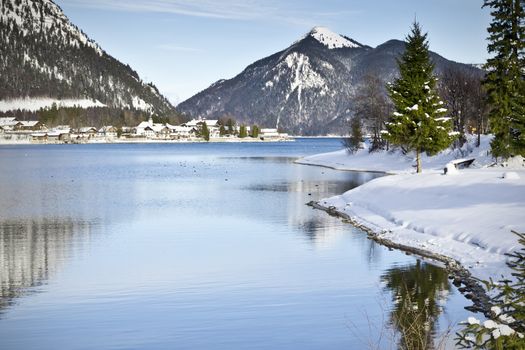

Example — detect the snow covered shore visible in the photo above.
[299,136,525,282]
[296,136,495,174]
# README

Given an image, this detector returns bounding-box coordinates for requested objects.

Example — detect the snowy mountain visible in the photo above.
[178,27,482,135]
[0,0,175,115]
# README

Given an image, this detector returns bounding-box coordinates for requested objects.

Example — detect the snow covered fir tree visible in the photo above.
[483,0,525,159]
[383,22,457,173]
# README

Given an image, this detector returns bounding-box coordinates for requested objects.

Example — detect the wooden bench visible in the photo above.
[444,158,475,174]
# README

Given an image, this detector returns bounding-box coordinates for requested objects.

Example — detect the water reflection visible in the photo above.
[382,260,451,350]
[0,219,94,313]
[246,179,362,194]
[0,142,468,349]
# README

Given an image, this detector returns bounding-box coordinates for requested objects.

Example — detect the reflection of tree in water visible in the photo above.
[0,219,94,315]
[382,260,451,350]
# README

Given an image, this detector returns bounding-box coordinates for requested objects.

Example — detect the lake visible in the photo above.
[0,139,470,349]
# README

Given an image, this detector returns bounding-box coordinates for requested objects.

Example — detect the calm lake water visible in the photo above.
[0,139,470,349]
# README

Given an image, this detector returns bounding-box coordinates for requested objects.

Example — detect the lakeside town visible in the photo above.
[0,116,292,144]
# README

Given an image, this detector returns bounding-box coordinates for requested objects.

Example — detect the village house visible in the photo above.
[31,132,48,143]
[134,117,169,138]
[151,124,171,139]
[134,117,190,139]
[78,127,97,139]
[0,117,23,131]
[20,120,46,131]
[0,117,46,132]
[259,128,290,141]
[47,130,71,143]
[182,118,220,138]
[97,126,118,138]
[167,124,197,139]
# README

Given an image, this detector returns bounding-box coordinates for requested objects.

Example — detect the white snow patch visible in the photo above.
[280,52,327,111]
[0,98,106,112]
[309,26,361,49]
[321,61,334,70]
[502,172,520,180]
[132,96,153,111]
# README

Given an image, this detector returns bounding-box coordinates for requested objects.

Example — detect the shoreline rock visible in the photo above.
[307,200,493,318]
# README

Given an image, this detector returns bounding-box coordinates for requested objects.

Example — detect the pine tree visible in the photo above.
[226,118,236,135]
[239,125,247,138]
[251,125,259,138]
[483,0,525,158]
[199,121,210,141]
[383,22,456,173]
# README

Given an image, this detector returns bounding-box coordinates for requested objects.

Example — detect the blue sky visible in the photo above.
[56,0,491,105]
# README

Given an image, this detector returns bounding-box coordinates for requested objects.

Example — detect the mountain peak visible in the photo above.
[307,26,361,49]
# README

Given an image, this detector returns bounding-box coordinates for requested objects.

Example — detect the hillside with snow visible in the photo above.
[0,0,175,115]
[177,27,482,135]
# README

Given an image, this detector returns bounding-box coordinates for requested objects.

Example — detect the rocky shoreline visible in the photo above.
[307,200,494,318]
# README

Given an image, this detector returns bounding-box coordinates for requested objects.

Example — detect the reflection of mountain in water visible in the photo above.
[0,219,95,314]
[381,261,451,350]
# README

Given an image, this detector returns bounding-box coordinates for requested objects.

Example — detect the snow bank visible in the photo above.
[296,135,494,174]
[0,98,106,112]
[318,168,525,280]
[302,134,525,281]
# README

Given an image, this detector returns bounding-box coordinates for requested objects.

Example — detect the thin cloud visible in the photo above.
[64,0,359,25]
[66,0,282,19]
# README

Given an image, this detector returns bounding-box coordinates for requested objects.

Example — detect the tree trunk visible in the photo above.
[477,115,482,147]
[416,149,422,173]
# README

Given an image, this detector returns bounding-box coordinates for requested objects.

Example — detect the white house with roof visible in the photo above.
[97,126,118,138]
[259,128,291,141]
[182,118,219,128]
[151,124,171,139]
[134,118,153,137]
[134,117,171,139]
[182,118,220,138]
[166,124,197,139]
[0,117,18,126]
[78,127,97,139]
[0,118,46,132]
[0,117,23,131]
